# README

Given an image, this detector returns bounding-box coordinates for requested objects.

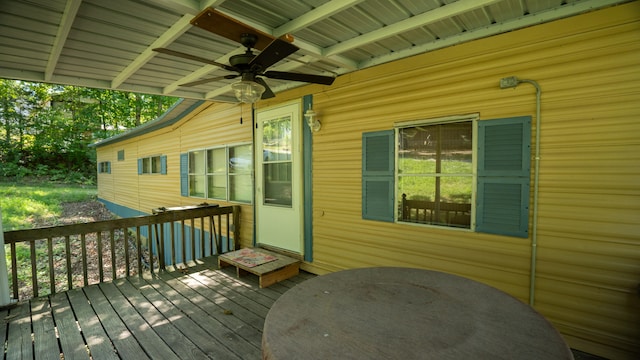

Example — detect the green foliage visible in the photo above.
[0,79,179,182]
[0,182,96,231]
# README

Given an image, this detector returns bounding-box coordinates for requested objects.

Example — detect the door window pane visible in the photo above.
[264,163,292,206]
[262,116,292,207]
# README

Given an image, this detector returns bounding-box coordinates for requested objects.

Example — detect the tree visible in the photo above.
[0,79,179,182]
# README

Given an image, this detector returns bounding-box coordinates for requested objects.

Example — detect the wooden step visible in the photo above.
[218,248,300,288]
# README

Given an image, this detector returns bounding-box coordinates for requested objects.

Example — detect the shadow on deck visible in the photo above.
[0,256,315,360]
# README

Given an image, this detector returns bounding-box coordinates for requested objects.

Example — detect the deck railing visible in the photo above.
[3,204,239,300]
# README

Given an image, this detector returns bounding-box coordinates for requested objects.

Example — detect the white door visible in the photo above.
[255,102,303,254]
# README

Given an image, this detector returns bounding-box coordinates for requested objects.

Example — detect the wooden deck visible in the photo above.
[0,256,315,360]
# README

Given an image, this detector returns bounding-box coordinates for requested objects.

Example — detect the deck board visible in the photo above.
[31,298,59,360]
[83,285,150,359]
[6,294,34,360]
[2,256,312,359]
[49,292,92,360]
[65,288,120,360]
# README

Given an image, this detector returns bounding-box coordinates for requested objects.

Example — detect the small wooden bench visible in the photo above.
[401,193,471,227]
[218,248,300,288]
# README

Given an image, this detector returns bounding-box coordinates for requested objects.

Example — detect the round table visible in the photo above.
[262,267,573,360]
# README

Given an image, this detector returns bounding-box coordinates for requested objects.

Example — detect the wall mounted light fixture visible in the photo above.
[304,108,321,132]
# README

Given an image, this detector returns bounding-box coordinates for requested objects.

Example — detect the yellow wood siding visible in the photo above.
[96,102,255,249]
[279,3,639,359]
[176,102,255,249]
[95,4,639,358]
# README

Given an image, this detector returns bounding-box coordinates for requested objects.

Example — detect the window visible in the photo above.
[117,150,125,161]
[189,151,205,196]
[398,121,473,228]
[207,148,226,199]
[362,116,531,238]
[98,161,111,174]
[138,155,167,175]
[229,144,252,202]
[182,143,252,203]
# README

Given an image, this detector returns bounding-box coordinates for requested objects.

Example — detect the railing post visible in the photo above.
[0,208,13,306]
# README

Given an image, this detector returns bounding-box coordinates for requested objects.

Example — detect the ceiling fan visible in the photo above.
[153,8,336,102]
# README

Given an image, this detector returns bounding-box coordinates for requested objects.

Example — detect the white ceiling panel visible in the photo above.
[0,0,630,102]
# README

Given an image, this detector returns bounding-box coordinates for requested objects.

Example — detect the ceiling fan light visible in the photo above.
[231,80,265,103]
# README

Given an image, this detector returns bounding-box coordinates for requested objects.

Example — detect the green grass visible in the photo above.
[1,182,97,299]
[0,182,97,231]
[398,158,472,202]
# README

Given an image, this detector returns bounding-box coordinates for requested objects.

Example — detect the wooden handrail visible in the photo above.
[3,204,240,300]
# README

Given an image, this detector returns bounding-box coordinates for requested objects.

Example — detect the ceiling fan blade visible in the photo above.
[153,48,236,72]
[191,8,276,51]
[264,70,336,85]
[180,74,238,87]
[250,39,299,72]
[255,77,275,99]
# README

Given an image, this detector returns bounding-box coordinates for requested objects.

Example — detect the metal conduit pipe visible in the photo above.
[499,76,542,306]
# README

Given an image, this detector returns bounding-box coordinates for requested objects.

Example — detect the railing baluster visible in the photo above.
[47,237,55,295]
[180,220,185,264]
[217,214,222,254]
[200,217,205,258]
[110,229,116,280]
[190,218,196,261]
[159,222,165,271]
[170,221,176,266]
[225,213,230,252]
[81,233,87,286]
[208,216,214,256]
[148,224,154,275]
[3,204,236,299]
[30,239,38,298]
[65,235,72,291]
[136,226,142,277]
[10,242,18,299]
[123,227,130,277]
[97,231,104,283]
[233,206,240,251]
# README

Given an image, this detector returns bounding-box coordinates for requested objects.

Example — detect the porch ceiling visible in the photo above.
[0,0,628,103]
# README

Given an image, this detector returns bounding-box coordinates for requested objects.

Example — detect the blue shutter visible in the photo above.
[362,130,395,222]
[180,153,188,197]
[107,162,111,174]
[137,159,143,175]
[477,116,531,238]
[160,155,167,175]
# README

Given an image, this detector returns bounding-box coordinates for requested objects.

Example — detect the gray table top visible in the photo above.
[262,267,573,360]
